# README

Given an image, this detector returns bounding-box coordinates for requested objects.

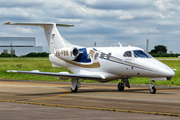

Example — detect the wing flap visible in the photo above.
[6,70,102,80]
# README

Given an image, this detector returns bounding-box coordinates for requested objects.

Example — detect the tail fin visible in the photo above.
[4,22,74,54]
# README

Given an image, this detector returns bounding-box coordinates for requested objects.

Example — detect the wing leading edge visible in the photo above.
[6,70,102,80]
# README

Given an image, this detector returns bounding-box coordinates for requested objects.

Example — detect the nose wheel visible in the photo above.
[150,86,156,94]
[150,80,156,94]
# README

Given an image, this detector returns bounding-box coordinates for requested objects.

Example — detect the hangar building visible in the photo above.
[0,37,43,56]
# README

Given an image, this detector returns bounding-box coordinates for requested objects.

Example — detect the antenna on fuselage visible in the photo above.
[118,42,123,47]
[94,42,96,47]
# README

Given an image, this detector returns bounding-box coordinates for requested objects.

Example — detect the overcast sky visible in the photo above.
[0,0,180,53]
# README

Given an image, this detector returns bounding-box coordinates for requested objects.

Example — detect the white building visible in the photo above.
[0,37,43,56]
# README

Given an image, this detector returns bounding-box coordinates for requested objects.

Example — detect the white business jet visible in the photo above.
[4,22,175,94]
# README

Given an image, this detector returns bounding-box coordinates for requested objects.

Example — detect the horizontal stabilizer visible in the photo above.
[4,22,74,27]
[6,70,102,80]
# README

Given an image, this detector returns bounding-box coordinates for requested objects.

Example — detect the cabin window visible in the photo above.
[94,53,99,60]
[107,53,111,59]
[133,50,151,58]
[123,51,132,57]
[100,52,105,59]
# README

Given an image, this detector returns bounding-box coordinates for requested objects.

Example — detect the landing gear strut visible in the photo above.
[71,78,81,93]
[150,80,156,94]
[117,78,130,91]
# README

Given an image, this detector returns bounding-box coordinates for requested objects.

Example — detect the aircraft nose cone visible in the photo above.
[159,66,175,78]
[165,69,175,77]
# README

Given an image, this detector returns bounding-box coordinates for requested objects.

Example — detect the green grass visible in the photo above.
[0,57,179,86]
[0,57,70,81]
[155,57,180,60]
[0,57,49,60]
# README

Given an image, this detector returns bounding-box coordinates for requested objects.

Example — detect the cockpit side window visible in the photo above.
[133,50,151,58]
[123,51,132,57]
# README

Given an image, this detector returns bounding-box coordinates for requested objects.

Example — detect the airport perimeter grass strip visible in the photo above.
[1,58,180,86]
[0,99,179,117]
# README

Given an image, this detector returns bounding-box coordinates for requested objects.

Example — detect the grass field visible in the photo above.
[0,57,179,86]
[155,57,180,60]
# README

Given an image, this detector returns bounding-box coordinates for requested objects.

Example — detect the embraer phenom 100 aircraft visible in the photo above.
[4,22,175,94]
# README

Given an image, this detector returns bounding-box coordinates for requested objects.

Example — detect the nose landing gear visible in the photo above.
[150,80,156,94]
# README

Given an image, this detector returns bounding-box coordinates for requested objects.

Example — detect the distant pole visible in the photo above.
[146,39,149,52]
[94,42,96,47]
[11,43,12,57]
[11,43,13,57]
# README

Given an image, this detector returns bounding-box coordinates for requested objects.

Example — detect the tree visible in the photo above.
[150,45,167,54]
[0,53,17,57]
[23,52,49,57]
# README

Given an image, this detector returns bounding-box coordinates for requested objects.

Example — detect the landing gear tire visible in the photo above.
[71,85,78,93]
[118,83,124,91]
[150,86,156,94]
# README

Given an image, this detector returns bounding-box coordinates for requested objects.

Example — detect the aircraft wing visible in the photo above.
[6,70,102,80]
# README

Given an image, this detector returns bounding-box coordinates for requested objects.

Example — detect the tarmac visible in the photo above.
[0,80,180,120]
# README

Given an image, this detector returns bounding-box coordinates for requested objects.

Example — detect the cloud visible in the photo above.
[153,0,173,11]
[0,0,179,53]
[0,0,44,8]
[77,0,153,10]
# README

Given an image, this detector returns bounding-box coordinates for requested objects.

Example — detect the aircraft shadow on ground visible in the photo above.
[17,87,173,96]
[75,88,173,95]
[17,92,67,96]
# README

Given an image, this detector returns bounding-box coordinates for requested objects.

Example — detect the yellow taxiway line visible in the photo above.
[31,89,70,101]
[0,99,179,117]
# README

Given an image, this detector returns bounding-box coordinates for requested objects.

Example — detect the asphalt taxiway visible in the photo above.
[0,80,180,119]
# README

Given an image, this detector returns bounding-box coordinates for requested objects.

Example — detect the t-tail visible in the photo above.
[4,22,74,54]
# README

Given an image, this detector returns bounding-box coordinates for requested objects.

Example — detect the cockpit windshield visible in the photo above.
[133,50,151,58]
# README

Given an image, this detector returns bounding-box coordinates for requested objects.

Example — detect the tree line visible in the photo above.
[0,52,49,57]
[149,45,180,57]
[0,45,179,57]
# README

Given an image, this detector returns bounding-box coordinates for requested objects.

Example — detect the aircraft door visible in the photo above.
[123,51,134,71]
[123,51,133,61]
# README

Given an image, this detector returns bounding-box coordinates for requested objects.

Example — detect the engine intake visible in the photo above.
[55,47,79,61]
[71,47,79,59]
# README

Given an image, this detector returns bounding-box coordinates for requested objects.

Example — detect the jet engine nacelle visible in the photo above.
[55,47,79,61]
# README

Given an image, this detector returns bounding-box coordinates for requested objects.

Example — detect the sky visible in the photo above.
[0,0,180,53]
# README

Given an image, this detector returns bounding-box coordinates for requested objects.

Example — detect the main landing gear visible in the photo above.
[150,80,156,94]
[117,78,130,91]
[71,78,81,93]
